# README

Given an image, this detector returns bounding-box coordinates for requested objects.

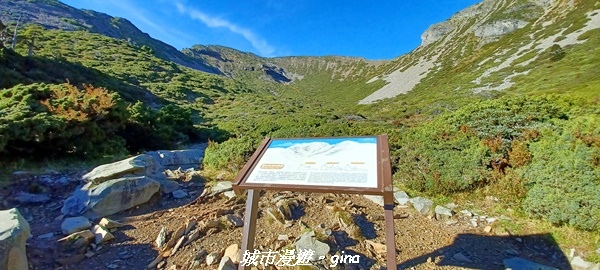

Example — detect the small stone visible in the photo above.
[295,231,330,261]
[61,216,92,235]
[445,203,457,209]
[365,240,386,255]
[156,227,166,248]
[505,248,520,256]
[224,244,241,264]
[172,189,188,199]
[206,252,222,265]
[363,195,384,206]
[59,230,95,244]
[470,219,478,227]
[223,191,236,199]
[278,235,289,241]
[37,232,55,239]
[106,263,118,269]
[459,210,473,217]
[446,220,459,225]
[411,197,433,216]
[485,217,497,224]
[453,253,473,263]
[571,256,593,269]
[483,226,493,233]
[435,205,453,220]
[210,181,233,196]
[98,218,126,229]
[218,256,237,270]
[91,225,115,244]
[394,213,410,219]
[515,237,522,243]
[84,251,95,258]
[393,191,410,205]
[224,214,244,227]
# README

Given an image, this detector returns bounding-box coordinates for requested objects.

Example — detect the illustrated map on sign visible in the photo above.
[246,137,379,188]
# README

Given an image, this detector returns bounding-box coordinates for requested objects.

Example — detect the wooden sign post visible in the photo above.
[232,135,396,269]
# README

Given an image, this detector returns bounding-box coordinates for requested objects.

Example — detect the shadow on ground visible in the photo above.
[396,233,571,270]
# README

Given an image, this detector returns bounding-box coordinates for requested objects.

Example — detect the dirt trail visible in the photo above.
[1,172,571,270]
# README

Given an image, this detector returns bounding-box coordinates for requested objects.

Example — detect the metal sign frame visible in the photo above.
[232,134,396,269]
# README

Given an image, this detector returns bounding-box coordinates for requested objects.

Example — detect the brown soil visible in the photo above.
[1,172,571,270]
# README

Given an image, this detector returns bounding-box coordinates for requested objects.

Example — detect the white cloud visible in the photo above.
[175,3,275,56]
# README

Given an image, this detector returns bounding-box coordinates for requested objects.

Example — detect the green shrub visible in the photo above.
[521,116,600,231]
[202,136,258,173]
[0,83,128,158]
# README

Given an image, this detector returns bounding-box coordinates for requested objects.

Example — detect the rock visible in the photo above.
[218,256,237,270]
[470,219,478,227]
[98,218,126,229]
[61,176,161,218]
[393,191,410,205]
[446,220,459,225]
[222,190,236,199]
[363,195,384,206]
[421,21,455,46]
[266,208,285,225]
[172,189,188,199]
[12,192,51,204]
[505,248,520,256]
[185,219,197,235]
[295,231,330,261]
[59,230,95,244]
[474,19,529,38]
[206,252,222,266]
[411,197,433,216]
[145,148,206,171]
[155,227,167,248]
[453,253,473,263]
[483,226,493,233]
[82,154,157,184]
[445,203,457,209]
[159,180,180,194]
[0,208,30,270]
[224,214,244,227]
[434,205,453,220]
[61,216,91,235]
[37,232,55,239]
[91,225,114,244]
[503,257,558,270]
[571,256,594,269]
[210,181,233,196]
[224,244,241,264]
[459,209,473,217]
[486,217,497,224]
[365,240,386,255]
[278,235,289,241]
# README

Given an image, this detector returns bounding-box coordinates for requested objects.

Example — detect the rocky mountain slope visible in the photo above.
[0,0,219,73]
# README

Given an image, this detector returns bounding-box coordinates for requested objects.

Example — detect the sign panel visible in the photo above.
[244,137,379,188]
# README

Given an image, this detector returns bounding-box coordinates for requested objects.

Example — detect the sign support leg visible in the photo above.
[239,189,260,270]
[384,192,397,269]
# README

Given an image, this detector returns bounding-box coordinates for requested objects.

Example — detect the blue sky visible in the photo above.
[60,0,481,60]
